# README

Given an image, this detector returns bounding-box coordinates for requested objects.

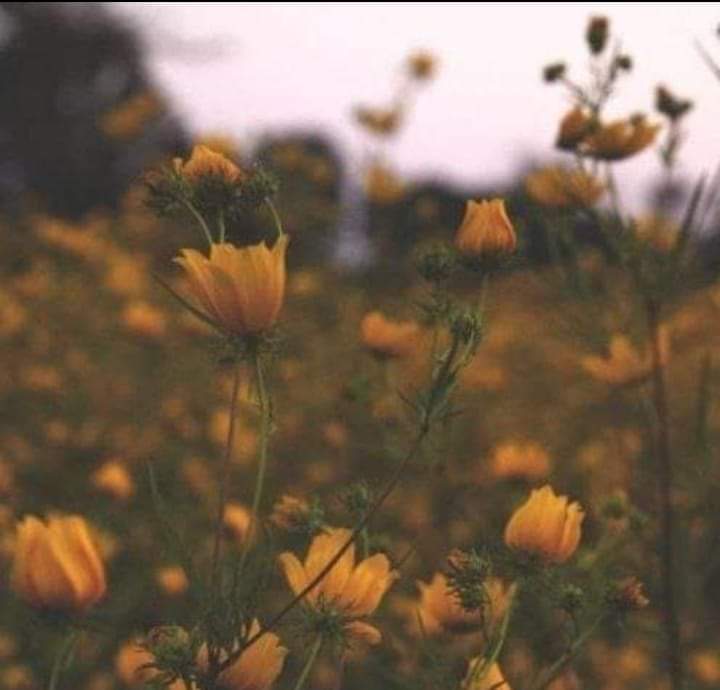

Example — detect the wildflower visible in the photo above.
[556,107,595,151]
[581,115,661,161]
[689,650,720,684]
[91,461,135,501]
[174,144,245,184]
[489,442,551,481]
[408,50,437,80]
[174,236,288,338]
[269,495,312,532]
[634,215,679,253]
[454,199,516,258]
[360,311,420,359]
[223,503,254,545]
[115,640,156,686]
[415,572,513,635]
[155,566,189,597]
[586,16,609,54]
[581,329,670,387]
[278,527,398,645]
[11,515,106,613]
[121,301,167,339]
[364,164,405,204]
[504,485,584,564]
[609,576,650,612]
[99,92,163,140]
[354,106,403,136]
[463,661,511,690]
[197,619,287,690]
[525,166,604,208]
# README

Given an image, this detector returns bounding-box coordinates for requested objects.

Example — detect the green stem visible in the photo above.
[218,210,227,243]
[237,352,272,574]
[48,630,79,690]
[467,588,514,687]
[529,615,604,690]
[292,635,323,690]
[360,526,370,560]
[265,198,285,239]
[183,198,214,246]
[210,363,242,596]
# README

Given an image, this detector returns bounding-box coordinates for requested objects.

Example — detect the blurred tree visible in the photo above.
[0,2,187,218]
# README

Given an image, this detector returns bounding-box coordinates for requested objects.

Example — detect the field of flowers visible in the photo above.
[1,13,720,690]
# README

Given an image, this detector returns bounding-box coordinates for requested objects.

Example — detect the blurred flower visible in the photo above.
[504,485,584,564]
[278,527,397,645]
[407,50,437,80]
[91,461,135,501]
[489,441,551,481]
[121,301,167,340]
[454,199,516,258]
[581,115,661,161]
[463,661,511,690]
[156,566,189,597]
[354,106,403,136]
[525,166,604,208]
[364,164,406,204]
[543,62,566,83]
[11,514,106,613]
[634,215,680,252]
[175,237,288,337]
[581,329,669,387]
[586,16,609,54]
[556,107,594,151]
[198,619,287,690]
[223,502,254,545]
[115,641,155,686]
[360,310,420,359]
[99,92,162,140]
[0,665,35,690]
[689,650,720,684]
[655,85,693,122]
[270,495,312,531]
[174,144,245,184]
[414,573,513,636]
[609,576,649,611]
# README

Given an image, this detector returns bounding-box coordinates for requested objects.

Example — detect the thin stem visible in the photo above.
[292,634,323,690]
[605,165,623,220]
[48,630,79,690]
[467,588,514,687]
[265,198,285,239]
[645,298,684,690]
[210,363,242,595]
[529,614,604,690]
[183,198,214,247]
[360,526,370,560]
[237,353,272,574]
[218,210,227,243]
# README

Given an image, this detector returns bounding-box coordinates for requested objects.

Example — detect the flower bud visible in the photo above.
[454,199,516,259]
[586,16,609,55]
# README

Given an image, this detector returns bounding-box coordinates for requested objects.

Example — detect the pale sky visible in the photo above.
[114,3,720,204]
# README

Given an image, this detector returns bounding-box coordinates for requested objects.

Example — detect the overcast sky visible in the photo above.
[114,3,720,205]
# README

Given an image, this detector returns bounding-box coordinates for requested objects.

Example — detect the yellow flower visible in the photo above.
[91,461,135,501]
[581,329,670,387]
[414,573,513,636]
[99,92,163,140]
[360,310,420,359]
[155,566,189,597]
[115,640,156,686]
[278,527,398,645]
[223,502,255,545]
[121,301,167,340]
[581,115,661,161]
[556,107,594,151]
[489,442,551,481]
[198,619,287,690]
[454,199,516,258]
[11,515,106,613]
[525,166,604,208]
[504,485,584,564]
[175,144,245,183]
[174,237,288,337]
[463,661,511,690]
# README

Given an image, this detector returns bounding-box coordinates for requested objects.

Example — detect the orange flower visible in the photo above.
[454,199,516,258]
[198,619,287,690]
[278,527,397,645]
[556,107,594,151]
[463,661,512,690]
[155,566,189,597]
[504,485,584,564]
[175,144,245,183]
[489,442,551,481]
[11,515,106,613]
[525,166,604,208]
[174,237,288,337]
[581,115,660,161]
[360,311,420,359]
[414,573,513,635]
[91,461,135,501]
[581,329,669,387]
